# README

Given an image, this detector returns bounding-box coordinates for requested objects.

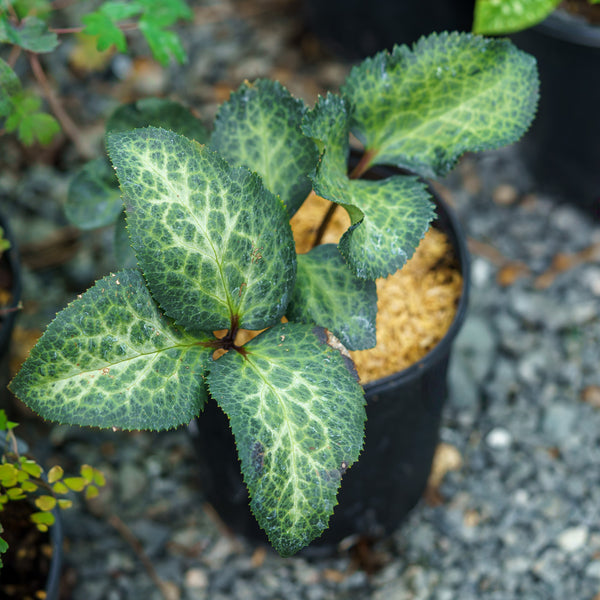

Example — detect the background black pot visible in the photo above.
[189,185,470,555]
[0,501,63,600]
[0,211,22,402]
[511,11,600,218]
[303,0,475,59]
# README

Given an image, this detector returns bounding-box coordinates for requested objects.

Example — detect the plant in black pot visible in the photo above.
[473,0,600,216]
[0,409,105,599]
[9,32,538,557]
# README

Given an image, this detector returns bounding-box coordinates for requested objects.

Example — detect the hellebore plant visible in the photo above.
[10,32,538,556]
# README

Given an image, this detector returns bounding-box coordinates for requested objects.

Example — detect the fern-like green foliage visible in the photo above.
[0,410,105,569]
[0,0,191,146]
[12,32,540,556]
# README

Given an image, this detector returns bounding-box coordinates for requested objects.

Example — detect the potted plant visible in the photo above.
[473,0,600,216]
[0,409,104,599]
[9,32,538,557]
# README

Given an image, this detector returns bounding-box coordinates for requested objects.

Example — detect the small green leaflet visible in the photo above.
[65,158,122,230]
[303,94,435,279]
[207,322,366,557]
[138,18,187,65]
[473,0,561,34]
[211,80,319,217]
[3,90,59,145]
[107,127,297,332]
[0,14,58,52]
[341,32,540,178]
[287,244,377,351]
[81,0,191,64]
[9,269,213,431]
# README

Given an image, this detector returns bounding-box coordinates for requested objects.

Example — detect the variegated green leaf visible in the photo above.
[337,177,435,279]
[64,158,122,230]
[341,32,539,178]
[0,15,58,52]
[207,322,366,557]
[106,98,208,143]
[303,95,435,279]
[107,127,296,332]
[473,0,561,34]
[9,269,213,430]
[211,79,319,217]
[287,244,377,351]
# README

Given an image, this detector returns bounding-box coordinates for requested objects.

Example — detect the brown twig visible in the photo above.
[108,514,177,600]
[7,44,21,68]
[27,52,94,159]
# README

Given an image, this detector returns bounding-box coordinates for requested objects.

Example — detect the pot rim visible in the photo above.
[536,10,600,47]
[363,183,470,396]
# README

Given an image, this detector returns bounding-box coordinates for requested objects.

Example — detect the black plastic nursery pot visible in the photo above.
[511,11,600,218]
[0,211,22,402]
[189,181,470,555]
[0,502,63,600]
[0,211,21,358]
[303,0,475,59]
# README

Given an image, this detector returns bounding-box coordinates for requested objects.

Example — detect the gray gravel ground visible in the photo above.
[3,1,600,598]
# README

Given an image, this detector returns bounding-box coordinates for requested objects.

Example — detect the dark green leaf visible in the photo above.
[208,322,366,557]
[0,15,58,52]
[106,98,208,143]
[287,244,377,350]
[9,269,213,430]
[341,32,539,178]
[0,58,21,117]
[106,127,296,332]
[65,158,121,230]
[211,80,319,217]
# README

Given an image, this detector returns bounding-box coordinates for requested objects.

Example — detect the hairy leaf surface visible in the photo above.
[342,32,539,178]
[303,95,435,279]
[9,270,213,430]
[211,80,319,217]
[287,245,377,350]
[107,127,296,332]
[207,322,366,556]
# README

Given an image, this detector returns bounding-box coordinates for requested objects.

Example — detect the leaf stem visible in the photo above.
[311,148,378,248]
[27,52,94,159]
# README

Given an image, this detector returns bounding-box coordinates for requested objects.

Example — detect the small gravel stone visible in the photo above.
[556,526,589,553]
[485,427,513,450]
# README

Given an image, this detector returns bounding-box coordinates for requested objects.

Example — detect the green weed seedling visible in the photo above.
[0,0,191,150]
